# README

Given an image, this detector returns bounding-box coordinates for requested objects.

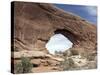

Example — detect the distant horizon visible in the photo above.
[55,4,97,25]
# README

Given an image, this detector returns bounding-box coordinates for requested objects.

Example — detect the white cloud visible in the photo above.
[45,34,73,55]
[85,6,97,16]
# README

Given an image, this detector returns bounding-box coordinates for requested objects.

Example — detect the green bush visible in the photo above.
[55,51,63,55]
[62,48,79,57]
[14,62,23,73]
[63,50,72,57]
[81,52,95,61]
[55,51,64,57]
[14,57,33,73]
[60,57,76,70]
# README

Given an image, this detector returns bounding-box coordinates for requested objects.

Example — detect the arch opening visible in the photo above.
[45,32,73,55]
[54,29,77,43]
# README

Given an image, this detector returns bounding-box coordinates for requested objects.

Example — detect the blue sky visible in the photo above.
[55,4,97,25]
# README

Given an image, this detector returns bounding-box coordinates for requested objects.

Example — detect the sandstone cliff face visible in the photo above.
[11,2,97,73]
[13,2,97,53]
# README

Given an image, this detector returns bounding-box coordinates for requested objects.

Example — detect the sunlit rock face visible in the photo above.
[14,2,97,54]
[46,34,73,54]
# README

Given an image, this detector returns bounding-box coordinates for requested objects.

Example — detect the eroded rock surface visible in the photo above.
[13,2,97,53]
[12,1,97,73]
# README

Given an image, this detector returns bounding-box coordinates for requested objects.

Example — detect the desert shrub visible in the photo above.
[55,51,64,57]
[55,48,79,57]
[60,57,76,70]
[86,55,95,61]
[62,50,71,57]
[70,49,79,55]
[55,51,63,55]
[14,57,33,73]
[62,48,79,57]
[14,62,23,73]
[82,60,97,69]
[81,52,95,61]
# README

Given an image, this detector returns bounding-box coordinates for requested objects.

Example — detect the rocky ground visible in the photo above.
[11,47,97,73]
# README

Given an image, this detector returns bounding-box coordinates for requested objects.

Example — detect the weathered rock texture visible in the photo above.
[11,1,97,73]
[13,2,97,53]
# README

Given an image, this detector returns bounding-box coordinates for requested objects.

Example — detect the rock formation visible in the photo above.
[11,1,97,73]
